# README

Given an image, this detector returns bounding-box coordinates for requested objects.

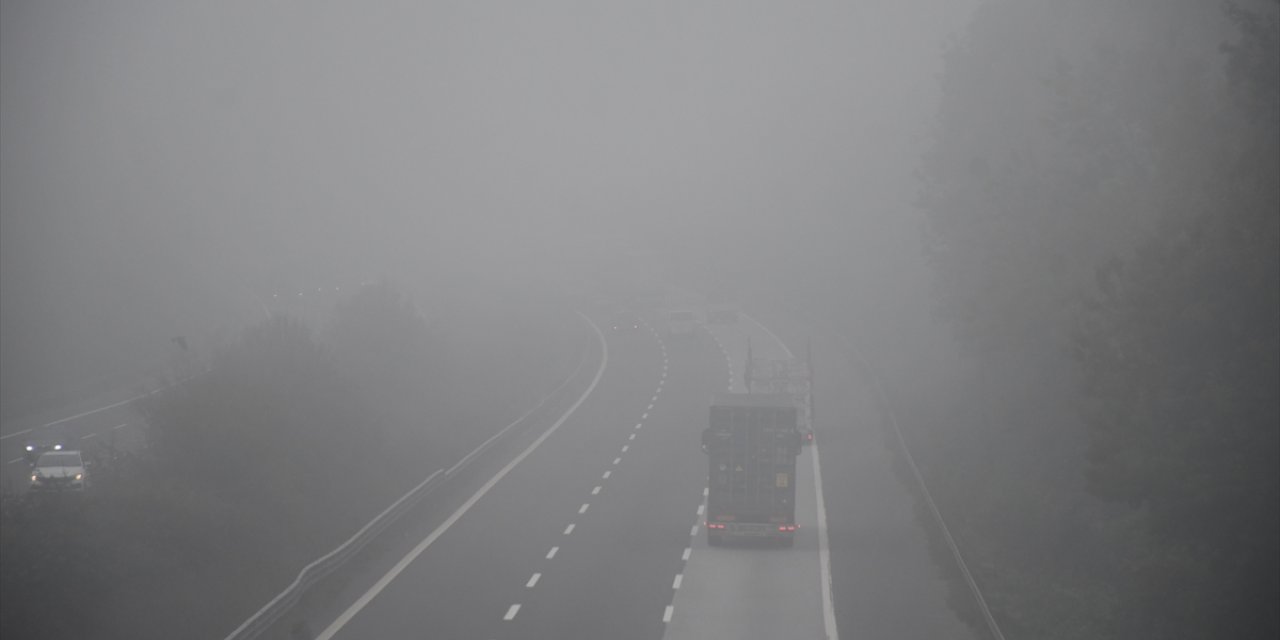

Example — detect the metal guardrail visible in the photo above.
[223,331,593,640]
[222,468,447,640]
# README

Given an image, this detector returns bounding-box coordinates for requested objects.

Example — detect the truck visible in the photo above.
[701,393,802,546]
[745,341,815,444]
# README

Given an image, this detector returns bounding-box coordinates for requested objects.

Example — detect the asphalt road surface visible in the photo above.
[308,309,938,640]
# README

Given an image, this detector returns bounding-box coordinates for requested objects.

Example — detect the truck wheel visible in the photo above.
[707,533,723,547]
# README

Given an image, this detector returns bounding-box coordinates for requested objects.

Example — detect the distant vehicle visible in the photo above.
[30,450,88,492]
[665,310,698,338]
[611,311,641,332]
[702,394,801,546]
[23,430,70,465]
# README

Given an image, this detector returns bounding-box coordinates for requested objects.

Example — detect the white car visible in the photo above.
[30,450,88,492]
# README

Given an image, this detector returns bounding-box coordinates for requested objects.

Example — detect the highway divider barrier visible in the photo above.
[223,321,595,640]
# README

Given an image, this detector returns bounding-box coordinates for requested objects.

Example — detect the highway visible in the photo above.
[305,308,873,640]
[1,302,978,639]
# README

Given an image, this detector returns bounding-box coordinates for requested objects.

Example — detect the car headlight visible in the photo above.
[25,445,34,451]
[53,444,63,450]
[75,473,83,480]
[30,475,39,482]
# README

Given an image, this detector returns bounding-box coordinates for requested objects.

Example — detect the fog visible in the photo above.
[2,1,1276,639]
[2,1,975,408]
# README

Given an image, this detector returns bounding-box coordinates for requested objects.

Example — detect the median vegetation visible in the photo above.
[0,281,581,639]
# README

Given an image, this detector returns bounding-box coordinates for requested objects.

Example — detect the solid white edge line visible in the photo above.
[743,312,839,640]
[810,442,840,639]
[7,458,24,465]
[315,311,607,640]
[111,423,129,430]
[0,428,33,441]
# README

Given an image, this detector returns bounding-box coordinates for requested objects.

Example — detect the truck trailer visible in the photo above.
[701,393,802,546]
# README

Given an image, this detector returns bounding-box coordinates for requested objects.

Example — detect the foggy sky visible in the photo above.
[2,1,974,403]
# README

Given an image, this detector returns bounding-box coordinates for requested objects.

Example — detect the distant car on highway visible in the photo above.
[23,429,70,465]
[30,450,88,492]
[611,311,641,332]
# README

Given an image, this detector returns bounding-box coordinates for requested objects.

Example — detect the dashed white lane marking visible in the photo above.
[682,547,691,561]
[80,433,97,440]
[663,605,674,623]
[592,486,601,495]
[564,523,575,535]
[696,504,704,515]
[673,574,683,589]
[526,573,541,588]
[629,433,636,441]
[546,546,559,559]
[111,423,129,430]
[602,470,612,479]
[621,445,629,453]
[613,457,622,465]
[7,458,24,465]
[651,395,658,402]
[647,403,654,410]
[642,412,648,420]
[579,503,590,514]
[314,312,608,640]
[0,428,32,441]
[703,487,709,496]
[690,525,699,536]
[504,604,521,621]
[635,423,643,430]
